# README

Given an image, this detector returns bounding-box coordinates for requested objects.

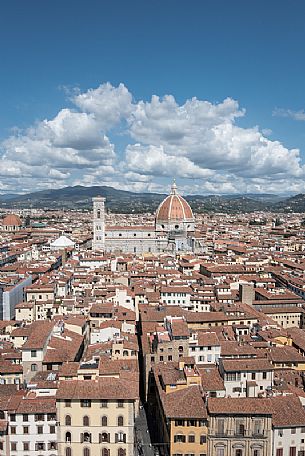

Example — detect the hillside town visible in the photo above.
[1,188,305,456]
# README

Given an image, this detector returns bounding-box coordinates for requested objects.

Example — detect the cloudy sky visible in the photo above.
[0,0,305,195]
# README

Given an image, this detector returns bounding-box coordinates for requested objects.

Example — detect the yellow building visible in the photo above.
[149,359,208,456]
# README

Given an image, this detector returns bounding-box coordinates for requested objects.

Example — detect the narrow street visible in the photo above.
[134,405,155,456]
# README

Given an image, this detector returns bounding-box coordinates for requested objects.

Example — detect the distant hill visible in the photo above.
[272,193,305,213]
[0,185,304,213]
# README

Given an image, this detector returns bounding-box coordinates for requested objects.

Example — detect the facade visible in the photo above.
[1,275,32,320]
[92,183,196,254]
[218,358,274,398]
[149,360,208,456]
[8,395,57,456]
[207,398,273,456]
[56,378,137,456]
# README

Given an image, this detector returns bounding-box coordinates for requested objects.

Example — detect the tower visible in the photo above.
[92,196,106,252]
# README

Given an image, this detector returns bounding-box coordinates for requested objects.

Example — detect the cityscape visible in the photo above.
[1,1,305,456]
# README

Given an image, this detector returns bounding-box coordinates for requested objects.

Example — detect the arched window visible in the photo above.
[123,350,128,357]
[101,415,108,426]
[83,416,90,427]
[118,449,126,456]
[31,363,37,371]
[65,448,72,456]
[84,448,90,456]
[65,415,71,426]
[117,416,124,426]
[100,433,110,443]
[82,432,91,443]
[65,432,71,443]
[102,449,110,456]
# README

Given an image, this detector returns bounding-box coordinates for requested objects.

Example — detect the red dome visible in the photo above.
[156,183,193,222]
[2,214,22,226]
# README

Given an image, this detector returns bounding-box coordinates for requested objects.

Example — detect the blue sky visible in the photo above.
[0,0,305,195]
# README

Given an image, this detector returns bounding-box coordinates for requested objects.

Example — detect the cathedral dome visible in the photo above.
[156,182,193,222]
[2,214,22,227]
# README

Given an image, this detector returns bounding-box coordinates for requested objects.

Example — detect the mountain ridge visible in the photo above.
[0,185,304,213]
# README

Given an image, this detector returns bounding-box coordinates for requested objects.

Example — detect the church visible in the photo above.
[92,182,196,254]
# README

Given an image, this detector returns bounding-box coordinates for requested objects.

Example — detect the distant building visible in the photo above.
[93,182,196,254]
[1,214,22,232]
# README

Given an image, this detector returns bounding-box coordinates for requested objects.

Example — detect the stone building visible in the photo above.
[92,183,196,254]
[207,397,273,456]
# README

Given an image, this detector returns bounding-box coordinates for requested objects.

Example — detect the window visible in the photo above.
[81,399,91,408]
[11,442,17,451]
[276,450,283,456]
[118,449,126,456]
[23,442,29,451]
[37,425,43,434]
[263,372,267,379]
[200,435,207,444]
[100,400,108,408]
[278,430,283,437]
[83,416,90,427]
[65,415,72,426]
[116,432,126,443]
[236,422,245,436]
[35,414,44,421]
[49,442,57,450]
[217,419,224,435]
[118,416,124,426]
[23,414,28,422]
[291,428,296,434]
[102,416,108,426]
[35,442,45,451]
[23,426,29,434]
[66,448,72,456]
[31,363,37,371]
[174,434,186,443]
[289,448,296,456]
[50,425,56,434]
[117,400,124,408]
[81,432,92,443]
[66,432,71,443]
[175,420,184,426]
[235,450,243,456]
[65,399,71,407]
[84,449,90,456]
[216,448,224,456]
[47,413,56,421]
[188,434,195,443]
[254,420,262,436]
[253,450,260,456]
[102,449,110,456]
[100,433,110,443]
[10,426,16,434]
[251,372,256,380]
[31,350,37,357]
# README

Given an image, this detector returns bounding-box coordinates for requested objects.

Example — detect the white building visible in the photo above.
[8,393,57,456]
[219,358,274,398]
[189,331,221,364]
[92,182,197,254]
[271,395,305,456]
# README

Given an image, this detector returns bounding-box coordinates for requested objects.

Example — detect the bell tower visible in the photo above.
[92,196,106,252]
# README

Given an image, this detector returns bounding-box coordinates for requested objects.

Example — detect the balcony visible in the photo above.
[211,431,267,439]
